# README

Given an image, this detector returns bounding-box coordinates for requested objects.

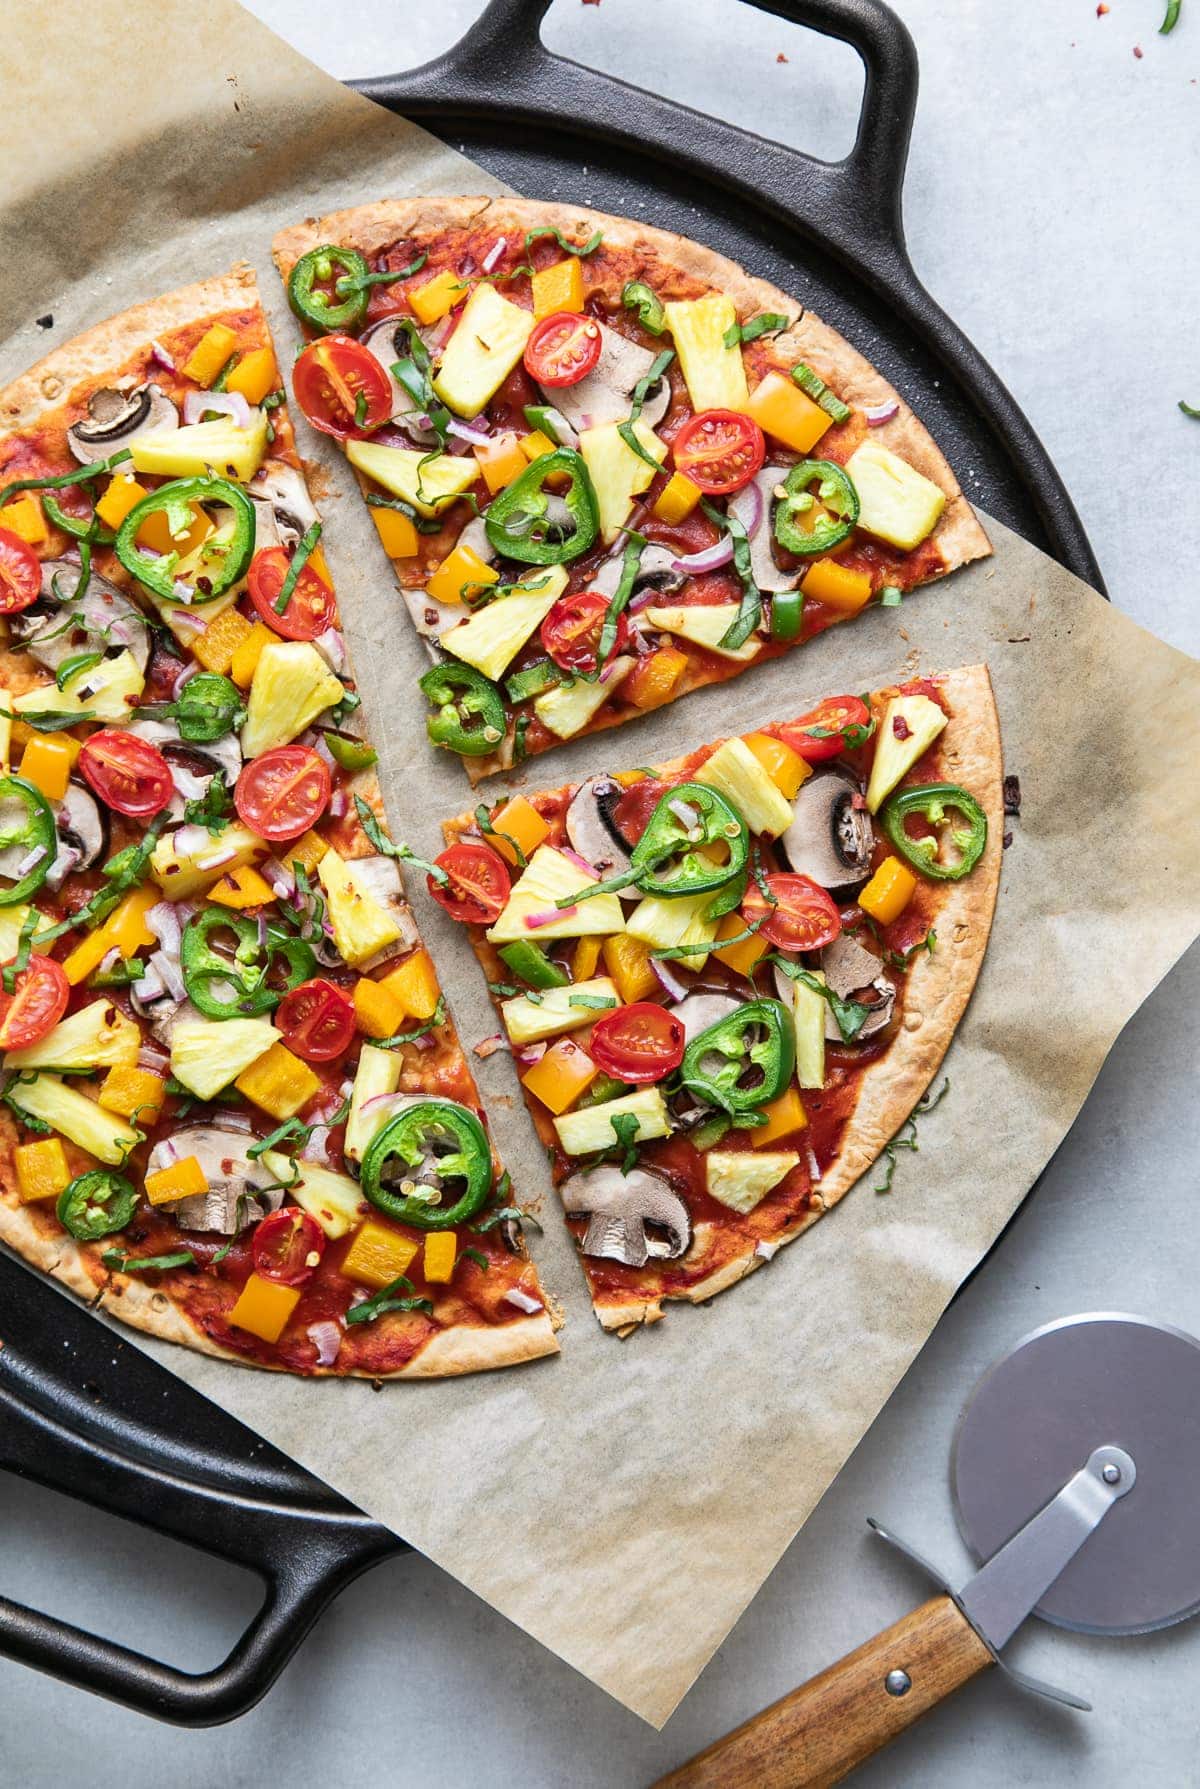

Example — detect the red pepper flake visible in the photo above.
[777,51,789,62]
[892,715,912,740]
[1134,42,1144,54]
[1096,3,1109,13]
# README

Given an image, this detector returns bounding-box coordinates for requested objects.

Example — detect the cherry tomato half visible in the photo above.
[778,695,872,764]
[0,954,70,1052]
[589,1002,685,1085]
[672,409,766,495]
[524,312,603,388]
[235,745,331,843]
[292,335,392,440]
[742,873,841,953]
[78,728,174,819]
[0,527,42,614]
[540,590,628,676]
[276,977,356,1063]
[247,546,337,642]
[429,842,511,925]
[252,1207,326,1287]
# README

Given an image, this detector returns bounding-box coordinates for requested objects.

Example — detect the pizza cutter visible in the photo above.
[656,1313,1200,1788]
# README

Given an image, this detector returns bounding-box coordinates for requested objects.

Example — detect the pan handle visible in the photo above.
[0,1379,397,1725]
[358,0,918,262]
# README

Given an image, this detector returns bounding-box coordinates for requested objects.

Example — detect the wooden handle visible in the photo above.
[654,1595,993,1789]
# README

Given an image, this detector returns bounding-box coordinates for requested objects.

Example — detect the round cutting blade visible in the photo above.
[951,1313,1200,1635]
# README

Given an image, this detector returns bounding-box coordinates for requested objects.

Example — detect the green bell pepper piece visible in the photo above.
[498,940,571,990]
[769,588,804,642]
[0,776,57,905]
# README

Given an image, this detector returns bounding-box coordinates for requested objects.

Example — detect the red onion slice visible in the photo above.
[558,847,599,879]
[149,947,186,1003]
[669,537,735,575]
[503,1286,544,1316]
[149,340,176,372]
[525,906,573,928]
[182,389,253,429]
[307,1320,342,1367]
[480,236,507,273]
[649,956,689,1003]
[864,399,899,427]
[446,417,494,448]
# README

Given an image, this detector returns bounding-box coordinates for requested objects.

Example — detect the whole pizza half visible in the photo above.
[272,198,990,781]
[441,667,1002,1330]
[0,268,558,1378]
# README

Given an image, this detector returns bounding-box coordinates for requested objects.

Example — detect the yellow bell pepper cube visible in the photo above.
[235,1042,322,1121]
[713,911,770,978]
[62,885,159,985]
[652,472,703,526]
[229,1273,301,1343]
[15,1137,71,1205]
[225,347,278,405]
[18,733,73,802]
[531,257,585,318]
[144,1154,209,1207]
[353,976,405,1040]
[572,936,602,982]
[341,1221,419,1289]
[284,830,329,877]
[486,794,550,868]
[428,542,500,607]
[625,646,689,711]
[742,732,811,801]
[801,558,873,614]
[1,492,48,545]
[182,322,239,388]
[521,1036,598,1115]
[99,1065,167,1124]
[746,371,831,455]
[208,864,276,909]
[409,268,465,325]
[858,856,918,926]
[138,502,211,561]
[601,933,658,1005]
[380,948,441,1022]
[751,1088,808,1147]
[519,430,557,462]
[192,607,254,675]
[229,620,277,690]
[94,474,149,532]
[370,503,420,559]
[422,1231,458,1284]
[474,432,528,495]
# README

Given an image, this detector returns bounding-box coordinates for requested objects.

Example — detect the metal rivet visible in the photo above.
[885,1669,912,1697]
[1102,1464,1121,1485]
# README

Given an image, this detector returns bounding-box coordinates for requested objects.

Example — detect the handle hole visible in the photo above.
[543,0,865,161]
[0,1470,262,1670]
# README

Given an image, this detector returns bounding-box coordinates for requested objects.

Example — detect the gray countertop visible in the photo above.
[3,3,1197,1783]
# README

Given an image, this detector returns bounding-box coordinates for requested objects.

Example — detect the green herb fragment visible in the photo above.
[610,1110,641,1173]
[460,1246,490,1272]
[524,226,603,258]
[723,312,788,349]
[1179,399,1200,418]
[102,1248,197,1274]
[874,1078,949,1194]
[701,498,761,649]
[345,1273,434,1325]
[621,281,666,334]
[1161,0,1181,30]
[596,528,647,672]
[375,997,448,1050]
[790,362,852,424]
[0,447,132,511]
[618,349,675,472]
[476,801,526,867]
[568,993,617,1010]
[273,521,322,616]
[335,252,428,296]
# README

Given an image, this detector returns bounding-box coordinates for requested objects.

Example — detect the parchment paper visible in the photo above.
[3,0,1198,1729]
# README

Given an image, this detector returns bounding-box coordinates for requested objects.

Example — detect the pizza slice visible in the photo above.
[272,198,989,782]
[440,667,1001,1330]
[0,267,558,1378]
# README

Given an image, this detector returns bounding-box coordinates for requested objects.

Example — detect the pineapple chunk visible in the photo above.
[442,566,568,683]
[786,967,826,1091]
[5,1000,140,1073]
[696,736,794,838]
[501,977,619,1046]
[865,693,948,813]
[0,903,55,962]
[534,655,634,739]
[487,846,626,944]
[345,440,478,518]
[7,1075,140,1166]
[170,1017,280,1101]
[317,848,405,967]
[578,421,668,544]
[241,641,343,757]
[432,284,536,417]
[344,1043,402,1163]
[663,296,750,413]
[0,686,11,773]
[259,1153,366,1240]
[151,822,263,899]
[130,414,269,484]
[843,442,946,551]
[554,1085,669,1157]
[706,1149,799,1214]
[13,651,145,725]
[642,605,762,663]
[626,887,719,969]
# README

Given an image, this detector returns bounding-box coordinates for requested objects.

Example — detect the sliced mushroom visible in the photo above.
[782,766,874,892]
[247,460,321,551]
[10,560,151,675]
[358,319,444,440]
[145,1126,284,1234]
[729,467,804,595]
[671,991,743,1043]
[590,541,688,602]
[42,783,106,890]
[540,322,671,432]
[349,855,422,969]
[565,775,637,882]
[562,1164,692,1266]
[818,932,895,1042]
[400,585,462,661]
[129,716,243,802]
[66,384,178,464]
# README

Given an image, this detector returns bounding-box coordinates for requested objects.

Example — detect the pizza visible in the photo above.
[0,267,559,1378]
[272,198,990,782]
[440,667,1001,1330]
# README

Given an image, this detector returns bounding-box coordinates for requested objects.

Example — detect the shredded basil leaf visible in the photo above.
[700,498,761,649]
[273,521,322,616]
[102,1248,196,1274]
[374,996,447,1049]
[874,1078,949,1194]
[475,802,526,868]
[0,448,132,511]
[723,312,788,349]
[568,993,617,1010]
[596,528,647,674]
[460,1246,490,1272]
[345,1273,434,1325]
[1179,398,1200,419]
[524,226,603,258]
[610,1110,641,1173]
[621,280,666,334]
[1161,0,1181,30]
[336,252,428,297]
[617,348,675,472]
